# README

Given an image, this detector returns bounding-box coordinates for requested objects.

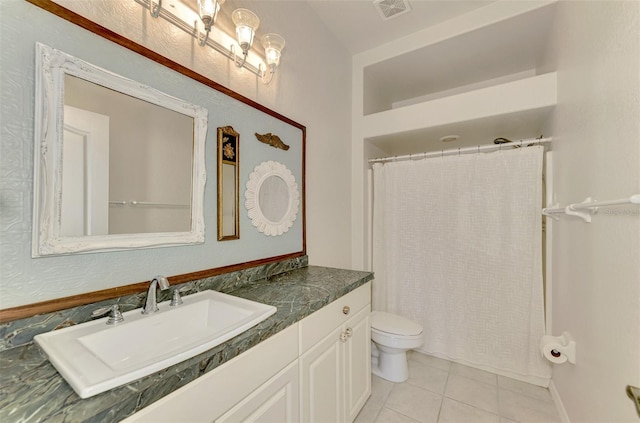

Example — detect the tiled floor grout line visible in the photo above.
[497,377,503,421]
[373,379,394,422]
[435,363,452,423]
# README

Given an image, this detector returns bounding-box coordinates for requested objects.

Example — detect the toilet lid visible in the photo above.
[371,311,423,336]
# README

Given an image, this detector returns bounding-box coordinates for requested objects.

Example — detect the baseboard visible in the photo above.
[549,380,571,423]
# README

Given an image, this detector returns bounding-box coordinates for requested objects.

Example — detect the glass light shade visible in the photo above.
[232,9,260,52]
[262,33,285,68]
[198,0,221,29]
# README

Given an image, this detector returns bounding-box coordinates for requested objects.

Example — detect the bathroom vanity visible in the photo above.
[123,281,371,423]
[0,266,373,422]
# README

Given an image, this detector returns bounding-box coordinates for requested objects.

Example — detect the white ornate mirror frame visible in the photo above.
[245,161,299,236]
[32,43,208,257]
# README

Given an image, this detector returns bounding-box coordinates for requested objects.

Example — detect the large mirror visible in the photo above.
[245,161,299,236]
[32,43,208,256]
[217,126,240,241]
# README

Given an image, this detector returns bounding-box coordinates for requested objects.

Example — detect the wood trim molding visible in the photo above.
[0,252,305,323]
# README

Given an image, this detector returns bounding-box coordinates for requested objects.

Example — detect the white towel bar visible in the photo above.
[542,195,640,222]
[130,201,189,208]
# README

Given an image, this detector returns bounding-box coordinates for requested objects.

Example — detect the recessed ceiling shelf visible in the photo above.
[364,72,556,155]
[362,1,557,115]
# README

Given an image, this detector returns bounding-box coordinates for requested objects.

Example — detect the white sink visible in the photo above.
[34,290,277,398]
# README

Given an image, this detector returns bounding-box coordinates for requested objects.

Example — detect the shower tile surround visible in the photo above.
[0,259,374,422]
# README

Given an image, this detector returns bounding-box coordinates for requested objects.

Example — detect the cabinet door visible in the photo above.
[344,306,371,423]
[216,361,299,423]
[300,326,344,423]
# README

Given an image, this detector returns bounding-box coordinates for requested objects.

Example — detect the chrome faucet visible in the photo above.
[142,276,170,314]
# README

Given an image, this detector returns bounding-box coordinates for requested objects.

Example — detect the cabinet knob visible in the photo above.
[345,327,353,337]
[340,331,348,342]
[343,306,350,315]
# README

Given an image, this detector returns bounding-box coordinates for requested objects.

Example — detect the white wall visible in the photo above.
[548,1,640,421]
[0,0,352,308]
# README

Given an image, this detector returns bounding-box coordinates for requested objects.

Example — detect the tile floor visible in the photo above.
[355,352,562,423]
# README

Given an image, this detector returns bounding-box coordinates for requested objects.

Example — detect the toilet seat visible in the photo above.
[371,311,423,336]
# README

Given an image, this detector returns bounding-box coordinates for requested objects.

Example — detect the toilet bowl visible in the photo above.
[371,311,423,383]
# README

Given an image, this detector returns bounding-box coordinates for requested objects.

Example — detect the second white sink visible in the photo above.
[34,290,277,398]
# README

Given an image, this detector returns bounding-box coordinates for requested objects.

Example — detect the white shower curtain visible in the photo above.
[372,146,551,384]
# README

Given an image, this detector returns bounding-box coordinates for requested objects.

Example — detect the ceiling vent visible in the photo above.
[373,0,411,21]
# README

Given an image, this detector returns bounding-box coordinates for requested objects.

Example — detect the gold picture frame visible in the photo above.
[217,126,240,241]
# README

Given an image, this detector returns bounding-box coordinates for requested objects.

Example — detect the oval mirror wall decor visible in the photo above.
[245,161,299,236]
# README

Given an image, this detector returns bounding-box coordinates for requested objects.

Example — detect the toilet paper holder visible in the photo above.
[541,331,576,364]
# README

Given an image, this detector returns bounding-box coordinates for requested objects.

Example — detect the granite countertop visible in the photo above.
[0,266,373,423]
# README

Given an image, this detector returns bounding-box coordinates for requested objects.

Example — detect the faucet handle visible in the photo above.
[92,304,124,325]
[169,289,183,307]
[106,304,125,325]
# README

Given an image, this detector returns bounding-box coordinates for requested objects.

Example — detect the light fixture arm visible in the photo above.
[198,24,212,47]
[149,0,162,18]
[231,45,249,68]
[262,63,276,85]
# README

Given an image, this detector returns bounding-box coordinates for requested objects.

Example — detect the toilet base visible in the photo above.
[371,345,410,383]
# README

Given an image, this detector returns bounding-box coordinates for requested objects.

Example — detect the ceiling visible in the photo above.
[303,0,495,54]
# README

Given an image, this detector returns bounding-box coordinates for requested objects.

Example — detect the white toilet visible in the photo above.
[371,311,423,383]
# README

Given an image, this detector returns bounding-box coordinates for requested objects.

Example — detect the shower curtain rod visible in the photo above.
[368,137,552,164]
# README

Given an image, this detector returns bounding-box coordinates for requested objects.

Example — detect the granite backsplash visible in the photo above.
[0,255,308,352]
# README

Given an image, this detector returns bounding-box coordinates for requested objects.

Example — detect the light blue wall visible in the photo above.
[0,1,303,308]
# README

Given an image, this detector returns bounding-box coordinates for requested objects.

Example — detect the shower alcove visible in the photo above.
[353,0,558,280]
[356,1,559,385]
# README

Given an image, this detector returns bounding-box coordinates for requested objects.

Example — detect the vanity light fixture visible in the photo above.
[261,33,285,84]
[140,0,284,85]
[231,8,259,67]
[197,0,223,46]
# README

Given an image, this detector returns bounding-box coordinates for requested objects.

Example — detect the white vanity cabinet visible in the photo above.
[122,282,371,423]
[299,283,371,423]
